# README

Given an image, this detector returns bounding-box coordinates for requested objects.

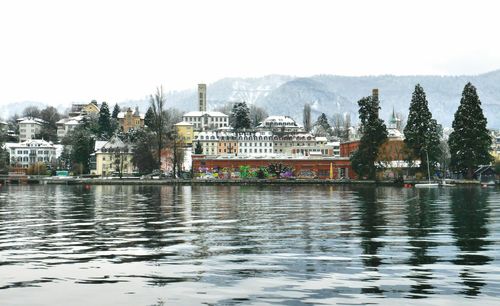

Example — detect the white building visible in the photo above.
[236,131,274,156]
[17,117,46,142]
[257,115,303,133]
[56,116,84,140]
[5,139,58,168]
[183,111,229,131]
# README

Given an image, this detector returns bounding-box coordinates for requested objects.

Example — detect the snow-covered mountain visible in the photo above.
[176,70,500,128]
[3,70,500,128]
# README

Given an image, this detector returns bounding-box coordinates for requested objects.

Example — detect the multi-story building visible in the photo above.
[17,117,45,142]
[182,111,229,131]
[118,107,144,133]
[69,101,100,117]
[236,131,274,156]
[272,133,325,155]
[257,116,303,133]
[218,132,238,155]
[193,131,219,155]
[175,122,194,146]
[6,139,58,168]
[56,116,84,140]
[91,137,134,176]
[117,107,144,133]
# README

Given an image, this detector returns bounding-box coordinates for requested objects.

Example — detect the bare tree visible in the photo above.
[303,103,311,132]
[23,106,41,118]
[150,86,168,169]
[249,105,268,127]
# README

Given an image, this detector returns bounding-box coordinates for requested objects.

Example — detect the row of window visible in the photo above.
[15,150,51,155]
[16,156,50,162]
[185,117,228,122]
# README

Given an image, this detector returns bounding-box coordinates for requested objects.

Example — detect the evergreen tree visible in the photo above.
[98,102,112,140]
[144,106,154,128]
[315,113,331,133]
[448,82,492,179]
[231,102,251,131]
[350,95,388,179]
[112,103,120,119]
[131,129,156,174]
[194,140,203,154]
[303,103,312,132]
[63,126,95,174]
[403,84,442,175]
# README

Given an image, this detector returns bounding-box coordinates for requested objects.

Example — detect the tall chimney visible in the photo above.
[198,84,207,112]
[372,88,379,101]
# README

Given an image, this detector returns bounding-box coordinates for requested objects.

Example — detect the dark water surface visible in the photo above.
[0,185,499,305]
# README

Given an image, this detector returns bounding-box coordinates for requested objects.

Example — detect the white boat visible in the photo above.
[440,180,456,187]
[415,182,439,188]
[415,149,438,188]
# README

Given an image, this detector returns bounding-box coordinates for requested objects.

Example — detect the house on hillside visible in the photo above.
[117,107,145,132]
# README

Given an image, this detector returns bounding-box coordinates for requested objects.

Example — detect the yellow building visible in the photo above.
[175,121,194,146]
[118,107,145,133]
[69,101,101,117]
[82,102,100,115]
[91,137,135,176]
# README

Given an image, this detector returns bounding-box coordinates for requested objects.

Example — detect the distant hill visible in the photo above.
[162,70,500,128]
[3,71,500,128]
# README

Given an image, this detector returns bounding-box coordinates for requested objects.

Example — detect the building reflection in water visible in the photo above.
[450,188,491,297]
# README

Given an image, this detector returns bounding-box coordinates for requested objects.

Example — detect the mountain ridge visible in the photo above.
[2,70,499,128]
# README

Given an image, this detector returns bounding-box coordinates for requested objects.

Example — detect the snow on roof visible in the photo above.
[18,117,46,125]
[117,110,145,119]
[5,139,55,148]
[387,128,403,139]
[174,121,193,126]
[94,141,107,152]
[183,111,228,117]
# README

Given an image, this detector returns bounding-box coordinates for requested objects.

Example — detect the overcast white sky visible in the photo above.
[0,0,499,105]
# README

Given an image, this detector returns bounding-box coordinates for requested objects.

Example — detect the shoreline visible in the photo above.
[34,177,494,186]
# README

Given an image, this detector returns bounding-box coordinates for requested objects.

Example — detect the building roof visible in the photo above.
[175,121,193,126]
[117,108,145,119]
[183,111,228,117]
[258,115,301,128]
[17,117,46,125]
[4,139,55,148]
[95,137,133,153]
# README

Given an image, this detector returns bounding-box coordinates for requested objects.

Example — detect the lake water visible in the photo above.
[0,184,499,305]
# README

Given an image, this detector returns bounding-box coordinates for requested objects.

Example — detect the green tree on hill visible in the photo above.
[112,103,120,119]
[98,102,113,140]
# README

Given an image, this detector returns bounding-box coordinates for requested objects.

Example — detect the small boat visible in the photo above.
[414,149,438,188]
[415,182,439,188]
[440,180,456,187]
